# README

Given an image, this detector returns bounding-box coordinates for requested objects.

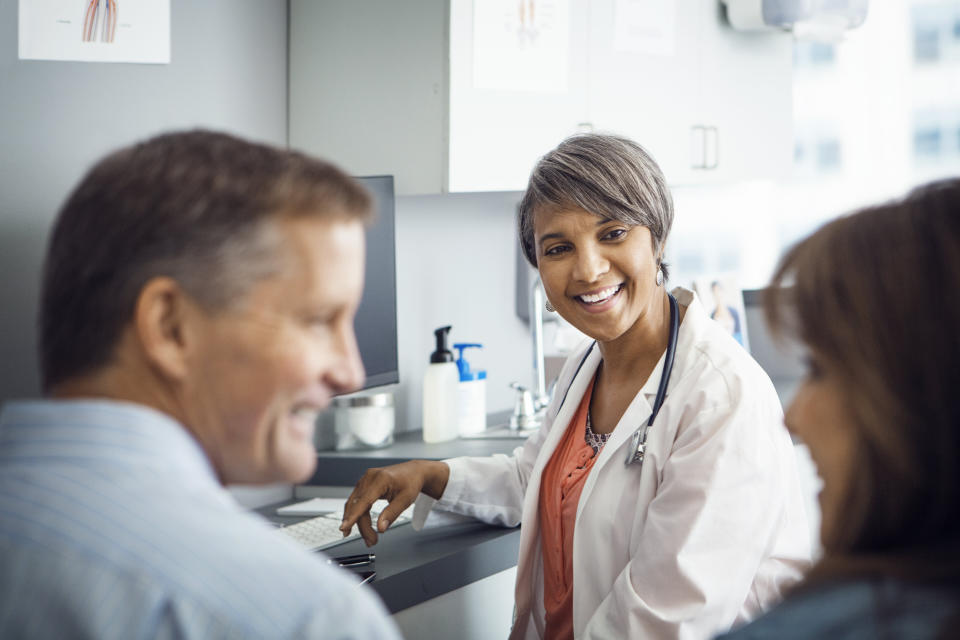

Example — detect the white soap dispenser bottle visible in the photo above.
[422,326,460,443]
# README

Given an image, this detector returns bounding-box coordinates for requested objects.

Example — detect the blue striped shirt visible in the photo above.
[0,400,400,639]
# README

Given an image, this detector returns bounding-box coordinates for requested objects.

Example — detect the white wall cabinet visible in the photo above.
[693,2,794,184]
[289,0,792,194]
[445,0,591,192]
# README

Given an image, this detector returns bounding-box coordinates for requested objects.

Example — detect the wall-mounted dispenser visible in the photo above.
[722,0,868,41]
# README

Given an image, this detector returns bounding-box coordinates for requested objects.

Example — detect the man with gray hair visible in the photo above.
[0,130,400,639]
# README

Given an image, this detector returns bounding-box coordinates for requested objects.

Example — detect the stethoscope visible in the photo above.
[553,292,680,468]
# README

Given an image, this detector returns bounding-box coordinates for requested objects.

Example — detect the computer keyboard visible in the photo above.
[279,507,412,552]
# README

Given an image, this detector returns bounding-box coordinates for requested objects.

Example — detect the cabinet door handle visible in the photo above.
[691,125,707,169]
[706,126,719,170]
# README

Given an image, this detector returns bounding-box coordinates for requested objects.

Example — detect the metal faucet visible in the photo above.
[529,276,551,412]
[509,276,552,431]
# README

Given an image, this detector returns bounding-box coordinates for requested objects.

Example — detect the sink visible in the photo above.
[458,409,541,439]
[460,422,540,440]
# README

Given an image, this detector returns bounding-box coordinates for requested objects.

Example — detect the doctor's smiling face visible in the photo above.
[534,206,662,344]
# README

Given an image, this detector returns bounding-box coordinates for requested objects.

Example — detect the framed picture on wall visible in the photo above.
[692,275,748,349]
[19,0,171,64]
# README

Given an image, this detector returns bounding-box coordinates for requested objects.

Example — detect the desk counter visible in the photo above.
[258,500,521,614]
[268,428,527,613]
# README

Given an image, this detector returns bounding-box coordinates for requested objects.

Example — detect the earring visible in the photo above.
[545,299,555,313]
[655,267,664,287]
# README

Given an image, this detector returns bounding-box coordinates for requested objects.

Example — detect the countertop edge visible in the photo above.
[371,526,521,612]
[256,500,521,614]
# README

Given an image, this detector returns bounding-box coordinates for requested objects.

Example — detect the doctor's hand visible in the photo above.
[340,460,450,546]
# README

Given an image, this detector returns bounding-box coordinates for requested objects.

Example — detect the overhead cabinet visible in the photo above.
[290,0,793,194]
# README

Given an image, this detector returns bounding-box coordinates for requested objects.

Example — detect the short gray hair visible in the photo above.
[517,134,674,277]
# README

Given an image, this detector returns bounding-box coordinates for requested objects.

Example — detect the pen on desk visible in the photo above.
[329,553,376,567]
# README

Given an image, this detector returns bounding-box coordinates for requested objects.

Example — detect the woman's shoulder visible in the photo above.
[673,289,777,411]
[718,578,960,640]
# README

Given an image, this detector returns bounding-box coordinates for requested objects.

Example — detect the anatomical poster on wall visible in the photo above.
[19,0,170,64]
[472,0,570,92]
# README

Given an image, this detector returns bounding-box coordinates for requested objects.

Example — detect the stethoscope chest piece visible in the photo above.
[627,426,649,465]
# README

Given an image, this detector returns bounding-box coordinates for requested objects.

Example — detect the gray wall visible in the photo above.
[0,0,542,436]
[393,191,540,433]
[0,0,288,402]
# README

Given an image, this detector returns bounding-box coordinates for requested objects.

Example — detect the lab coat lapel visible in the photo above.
[512,343,602,629]
[525,342,603,499]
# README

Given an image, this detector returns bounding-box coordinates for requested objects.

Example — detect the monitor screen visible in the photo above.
[742,288,805,407]
[353,176,399,389]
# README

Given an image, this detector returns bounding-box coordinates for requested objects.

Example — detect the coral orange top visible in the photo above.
[538,377,600,640]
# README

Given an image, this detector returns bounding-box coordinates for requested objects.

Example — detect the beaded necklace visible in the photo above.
[584,409,611,454]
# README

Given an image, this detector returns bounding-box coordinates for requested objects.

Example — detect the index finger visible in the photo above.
[340,473,387,534]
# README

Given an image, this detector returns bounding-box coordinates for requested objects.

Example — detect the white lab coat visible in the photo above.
[414,288,812,639]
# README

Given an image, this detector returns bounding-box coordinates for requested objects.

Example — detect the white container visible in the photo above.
[332,391,395,450]
[422,362,460,443]
[423,326,460,443]
[453,342,487,437]
[457,378,486,436]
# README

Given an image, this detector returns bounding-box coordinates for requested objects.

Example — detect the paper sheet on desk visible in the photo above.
[277,498,401,519]
[276,497,346,516]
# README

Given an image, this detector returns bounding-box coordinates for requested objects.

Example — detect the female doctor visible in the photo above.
[341,134,811,639]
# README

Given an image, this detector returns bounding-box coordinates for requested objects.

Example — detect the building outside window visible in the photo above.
[671,0,960,292]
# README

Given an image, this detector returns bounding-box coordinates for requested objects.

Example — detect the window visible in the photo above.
[809,42,836,64]
[793,127,843,175]
[794,41,837,67]
[914,26,941,62]
[913,109,960,162]
[914,126,943,157]
[816,139,842,171]
[670,2,960,292]
[912,3,960,63]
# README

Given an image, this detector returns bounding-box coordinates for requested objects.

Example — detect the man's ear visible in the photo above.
[133,277,199,382]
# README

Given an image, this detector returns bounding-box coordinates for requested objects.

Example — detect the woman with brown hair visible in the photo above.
[719,178,960,639]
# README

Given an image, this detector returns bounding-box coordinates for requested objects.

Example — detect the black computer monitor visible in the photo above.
[353,176,399,389]
[742,288,805,407]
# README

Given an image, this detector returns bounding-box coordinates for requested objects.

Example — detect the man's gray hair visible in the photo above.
[40,129,372,391]
[517,134,674,277]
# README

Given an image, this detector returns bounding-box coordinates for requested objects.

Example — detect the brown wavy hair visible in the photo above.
[764,178,960,589]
